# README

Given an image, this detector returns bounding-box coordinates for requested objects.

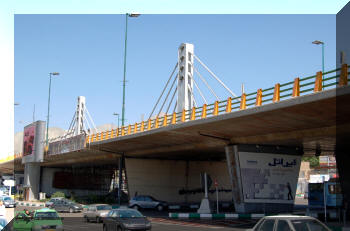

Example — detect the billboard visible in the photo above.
[23,125,36,156]
[239,152,301,204]
[22,121,46,164]
[48,134,86,155]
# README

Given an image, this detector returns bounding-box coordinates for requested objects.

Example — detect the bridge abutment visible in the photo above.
[225,144,302,213]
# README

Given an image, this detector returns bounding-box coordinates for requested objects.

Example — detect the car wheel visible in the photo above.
[96,216,101,223]
[69,208,73,213]
[132,205,139,210]
[156,204,164,211]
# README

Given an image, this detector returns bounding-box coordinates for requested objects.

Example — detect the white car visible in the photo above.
[248,215,331,231]
[83,204,112,223]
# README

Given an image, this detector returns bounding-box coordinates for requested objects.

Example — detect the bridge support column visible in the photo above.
[23,162,41,201]
[225,145,245,213]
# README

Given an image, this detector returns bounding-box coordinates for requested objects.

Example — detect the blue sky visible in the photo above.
[14,14,336,133]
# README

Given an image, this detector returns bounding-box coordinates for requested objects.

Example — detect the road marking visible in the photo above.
[150,218,223,229]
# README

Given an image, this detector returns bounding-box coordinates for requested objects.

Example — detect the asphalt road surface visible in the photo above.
[11,206,257,231]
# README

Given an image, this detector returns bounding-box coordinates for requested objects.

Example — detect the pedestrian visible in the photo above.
[287,182,293,200]
[0,201,5,217]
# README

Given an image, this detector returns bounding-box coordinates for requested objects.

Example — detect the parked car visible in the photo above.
[45,197,64,208]
[0,196,16,208]
[129,195,167,211]
[50,198,83,213]
[84,204,112,223]
[102,208,151,231]
[13,208,63,231]
[248,215,331,231]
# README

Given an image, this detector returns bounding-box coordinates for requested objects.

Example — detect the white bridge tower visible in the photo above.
[177,43,194,112]
[75,96,85,136]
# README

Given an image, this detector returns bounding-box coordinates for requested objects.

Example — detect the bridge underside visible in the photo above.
[90,87,349,160]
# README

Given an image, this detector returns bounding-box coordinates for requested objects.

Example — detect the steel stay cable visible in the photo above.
[149,63,178,120]
[166,87,177,114]
[192,77,208,104]
[157,74,178,117]
[194,54,239,100]
[194,67,219,101]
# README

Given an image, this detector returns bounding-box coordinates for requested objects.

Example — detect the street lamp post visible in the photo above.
[46,72,60,146]
[113,113,120,128]
[119,12,140,206]
[121,13,140,127]
[312,40,325,89]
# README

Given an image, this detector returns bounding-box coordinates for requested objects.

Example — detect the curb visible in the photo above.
[169,213,265,219]
[16,202,45,207]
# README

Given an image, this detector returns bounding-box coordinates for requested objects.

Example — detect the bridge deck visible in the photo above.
[88,86,349,160]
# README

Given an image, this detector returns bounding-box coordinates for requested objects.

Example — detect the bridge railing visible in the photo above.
[82,64,349,145]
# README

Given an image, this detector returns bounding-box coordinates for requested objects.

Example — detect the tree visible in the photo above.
[302,156,319,168]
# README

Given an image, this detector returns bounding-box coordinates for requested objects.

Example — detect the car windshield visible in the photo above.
[3,197,12,201]
[291,219,328,231]
[97,205,112,210]
[118,210,143,218]
[34,212,60,220]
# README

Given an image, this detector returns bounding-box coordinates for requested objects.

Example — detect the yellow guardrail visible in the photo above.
[0,153,22,164]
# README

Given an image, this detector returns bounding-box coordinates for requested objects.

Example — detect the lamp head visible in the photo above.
[128,12,140,17]
[50,72,60,76]
[312,40,324,45]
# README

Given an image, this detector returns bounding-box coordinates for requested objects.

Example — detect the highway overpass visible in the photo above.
[3,61,349,213]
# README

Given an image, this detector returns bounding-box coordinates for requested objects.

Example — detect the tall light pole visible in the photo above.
[46,72,60,146]
[312,40,325,89]
[113,113,120,128]
[121,13,140,127]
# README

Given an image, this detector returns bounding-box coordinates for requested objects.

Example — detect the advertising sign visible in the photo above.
[48,134,86,155]
[239,152,301,204]
[22,121,46,164]
[23,125,36,156]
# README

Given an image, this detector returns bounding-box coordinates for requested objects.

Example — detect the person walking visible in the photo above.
[287,182,293,200]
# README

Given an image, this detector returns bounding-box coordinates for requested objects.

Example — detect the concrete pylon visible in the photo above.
[177,43,194,113]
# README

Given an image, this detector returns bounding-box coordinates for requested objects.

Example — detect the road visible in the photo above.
[4,199,309,230]
[9,206,256,231]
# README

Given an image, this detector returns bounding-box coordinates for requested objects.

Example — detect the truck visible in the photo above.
[308,178,343,208]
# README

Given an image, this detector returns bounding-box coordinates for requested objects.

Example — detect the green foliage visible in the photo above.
[302,156,319,167]
[51,191,66,198]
